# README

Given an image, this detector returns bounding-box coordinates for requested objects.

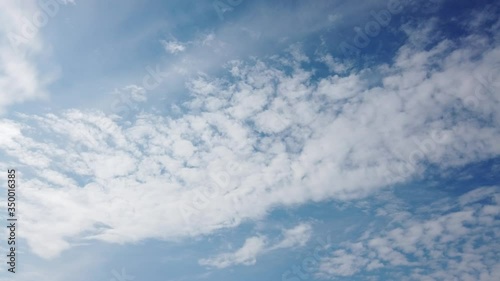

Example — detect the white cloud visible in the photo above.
[271,223,313,250]
[0,0,73,114]
[318,249,371,277]
[317,53,350,74]
[199,236,266,268]
[316,186,500,280]
[0,12,499,259]
[161,39,186,54]
[200,223,312,268]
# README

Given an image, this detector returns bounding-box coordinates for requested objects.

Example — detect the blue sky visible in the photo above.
[0,0,499,280]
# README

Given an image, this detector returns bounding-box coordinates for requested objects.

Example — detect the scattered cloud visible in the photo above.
[315,186,500,280]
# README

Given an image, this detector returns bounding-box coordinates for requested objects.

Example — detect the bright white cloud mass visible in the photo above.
[0,0,499,280]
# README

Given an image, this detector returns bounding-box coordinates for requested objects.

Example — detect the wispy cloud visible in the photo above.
[199,223,312,268]
[161,39,186,54]
[199,236,266,268]
[270,223,313,250]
